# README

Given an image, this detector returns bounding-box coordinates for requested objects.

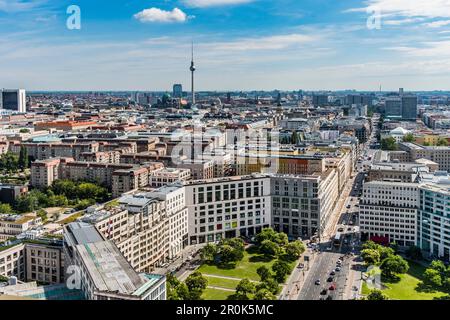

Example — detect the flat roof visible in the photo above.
[66,222,103,245]
[78,241,145,295]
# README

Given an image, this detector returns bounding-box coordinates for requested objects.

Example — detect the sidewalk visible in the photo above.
[279,249,318,300]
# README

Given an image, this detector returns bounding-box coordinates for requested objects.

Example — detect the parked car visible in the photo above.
[315,280,321,285]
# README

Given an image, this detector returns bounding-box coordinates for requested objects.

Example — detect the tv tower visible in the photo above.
[190,41,196,105]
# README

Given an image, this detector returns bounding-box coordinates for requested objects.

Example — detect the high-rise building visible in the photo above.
[312,94,328,107]
[385,98,402,118]
[401,95,418,120]
[173,84,183,98]
[0,89,26,113]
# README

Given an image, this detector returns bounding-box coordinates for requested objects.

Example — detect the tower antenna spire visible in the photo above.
[190,40,196,106]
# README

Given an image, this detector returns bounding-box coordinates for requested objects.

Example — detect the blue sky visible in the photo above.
[1,0,450,91]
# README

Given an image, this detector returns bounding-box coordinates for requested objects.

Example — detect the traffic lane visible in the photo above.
[298,250,342,300]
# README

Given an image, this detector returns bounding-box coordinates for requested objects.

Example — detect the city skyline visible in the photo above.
[2,0,450,91]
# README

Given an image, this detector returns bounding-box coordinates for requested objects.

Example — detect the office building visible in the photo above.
[0,89,26,113]
[401,95,418,120]
[359,181,419,246]
[173,84,183,98]
[63,222,166,300]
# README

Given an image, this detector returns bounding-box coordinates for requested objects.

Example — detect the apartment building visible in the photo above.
[0,214,42,241]
[148,167,191,187]
[418,183,450,261]
[21,141,99,161]
[184,175,271,244]
[236,153,326,176]
[31,158,163,196]
[367,162,431,183]
[177,159,215,180]
[399,142,450,172]
[0,240,64,285]
[0,243,25,280]
[359,181,419,247]
[146,186,189,259]
[24,242,64,284]
[80,202,169,273]
[63,222,166,300]
[271,171,339,239]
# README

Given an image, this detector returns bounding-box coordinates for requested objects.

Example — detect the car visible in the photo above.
[337,227,344,232]
[326,295,333,300]
[329,284,336,291]
[320,289,328,295]
[349,221,354,225]
[327,277,334,282]
[347,227,352,231]
[346,205,351,209]
[315,280,321,285]
[330,271,336,276]
[335,267,341,272]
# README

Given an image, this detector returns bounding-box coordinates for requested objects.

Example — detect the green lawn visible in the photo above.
[205,276,242,290]
[202,288,234,300]
[363,260,449,300]
[198,249,293,281]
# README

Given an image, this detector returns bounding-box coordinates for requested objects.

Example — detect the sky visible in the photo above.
[1,0,450,91]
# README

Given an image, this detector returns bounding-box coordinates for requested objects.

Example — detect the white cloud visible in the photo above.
[423,20,450,28]
[351,0,450,18]
[183,0,254,8]
[134,8,189,23]
[206,34,315,51]
[0,0,45,12]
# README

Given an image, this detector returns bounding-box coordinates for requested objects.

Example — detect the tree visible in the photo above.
[235,279,255,299]
[379,246,395,261]
[437,138,449,147]
[366,289,388,300]
[257,266,271,282]
[362,240,379,251]
[256,278,279,295]
[0,152,19,173]
[185,272,208,300]
[274,232,289,247]
[381,137,398,151]
[219,244,235,264]
[285,241,306,261]
[0,203,13,214]
[380,255,409,279]
[423,268,442,287]
[361,249,381,266]
[254,288,276,300]
[403,133,415,143]
[18,146,29,170]
[259,240,279,257]
[200,243,217,263]
[255,228,278,245]
[430,260,446,274]
[272,259,291,283]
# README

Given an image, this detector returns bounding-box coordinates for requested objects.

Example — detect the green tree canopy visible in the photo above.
[366,289,389,300]
[185,271,208,300]
[235,278,256,299]
[272,259,292,283]
[380,255,409,279]
[285,241,306,261]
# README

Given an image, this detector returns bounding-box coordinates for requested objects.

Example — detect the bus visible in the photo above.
[333,233,342,247]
